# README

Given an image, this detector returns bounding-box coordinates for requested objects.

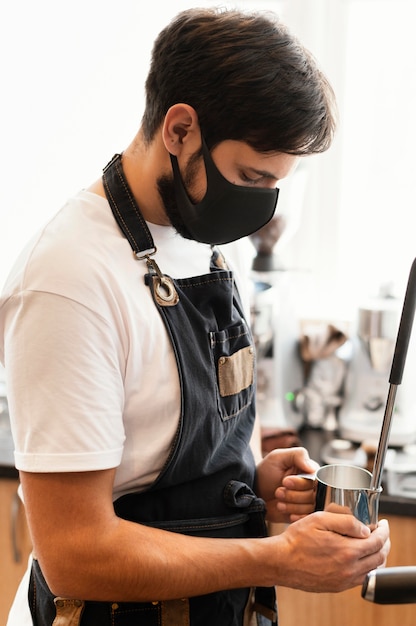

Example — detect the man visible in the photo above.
[0,7,389,626]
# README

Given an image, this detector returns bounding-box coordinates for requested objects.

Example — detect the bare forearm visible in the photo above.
[35,512,391,601]
[40,517,274,601]
[22,469,276,601]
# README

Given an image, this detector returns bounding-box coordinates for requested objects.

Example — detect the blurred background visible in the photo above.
[1,0,416,317]
[1,0,415,317]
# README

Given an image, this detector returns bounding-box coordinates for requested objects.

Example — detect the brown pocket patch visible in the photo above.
[218,346,254,397]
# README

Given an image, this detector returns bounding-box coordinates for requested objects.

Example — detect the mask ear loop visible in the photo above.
[169,136,226,209]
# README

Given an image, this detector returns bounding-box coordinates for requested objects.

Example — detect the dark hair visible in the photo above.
[141,7,337,155]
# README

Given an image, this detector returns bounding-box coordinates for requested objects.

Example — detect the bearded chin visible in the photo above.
[156,174,194,240]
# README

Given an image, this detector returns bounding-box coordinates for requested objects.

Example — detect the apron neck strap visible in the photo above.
[102,153,156,259]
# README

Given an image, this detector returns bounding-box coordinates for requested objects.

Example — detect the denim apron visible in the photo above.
[28,154,277,626]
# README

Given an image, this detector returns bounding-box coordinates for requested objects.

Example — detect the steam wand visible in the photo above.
[370,257,416,491]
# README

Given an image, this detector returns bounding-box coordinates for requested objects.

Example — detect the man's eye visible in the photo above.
[240,172,261,185]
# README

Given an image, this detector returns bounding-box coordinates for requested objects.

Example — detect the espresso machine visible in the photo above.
[339,296,416,446]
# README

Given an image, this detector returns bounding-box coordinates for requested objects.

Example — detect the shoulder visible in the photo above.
[2,191,149,316]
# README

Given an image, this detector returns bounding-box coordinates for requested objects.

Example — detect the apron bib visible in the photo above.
[28,154,277,626]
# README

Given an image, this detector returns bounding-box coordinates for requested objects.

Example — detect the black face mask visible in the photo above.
[169,138,279,245]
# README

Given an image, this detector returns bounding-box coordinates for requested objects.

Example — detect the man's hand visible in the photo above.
[266,512,391,592]
[256,447,319,522]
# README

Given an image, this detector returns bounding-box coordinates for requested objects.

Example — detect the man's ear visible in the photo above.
[162,104,201,156]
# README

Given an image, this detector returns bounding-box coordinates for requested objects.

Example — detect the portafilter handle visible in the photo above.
[362,566,416,604]
[370,257,416,491]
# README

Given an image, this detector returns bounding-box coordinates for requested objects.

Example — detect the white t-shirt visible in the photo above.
[0,189,253,624]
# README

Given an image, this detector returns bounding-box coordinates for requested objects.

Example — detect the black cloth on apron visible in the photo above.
[28,154,278,626]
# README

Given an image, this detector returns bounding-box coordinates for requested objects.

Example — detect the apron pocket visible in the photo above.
[218,345,254,397]
[210,322,255,420]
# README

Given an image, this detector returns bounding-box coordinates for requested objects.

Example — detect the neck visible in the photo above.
[88,130,171,226]
[123,131,171,225]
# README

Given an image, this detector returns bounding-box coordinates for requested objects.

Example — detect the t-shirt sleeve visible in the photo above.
[3,290,125,472]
